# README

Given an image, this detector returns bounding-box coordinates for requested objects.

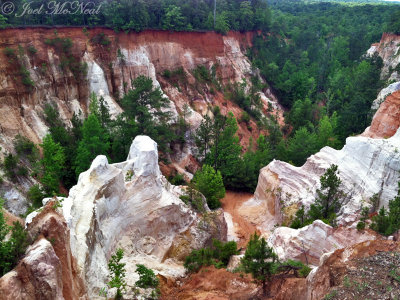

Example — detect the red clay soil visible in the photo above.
[220,191,258,248]
[2,208,24,226]
[160,266,258,300]
[160,266,307,300]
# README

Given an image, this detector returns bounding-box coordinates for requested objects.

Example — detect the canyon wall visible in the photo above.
[0,28,282,215]
[240,33,400,264]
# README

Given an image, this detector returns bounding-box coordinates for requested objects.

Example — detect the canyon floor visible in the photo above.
[220,191,257,248]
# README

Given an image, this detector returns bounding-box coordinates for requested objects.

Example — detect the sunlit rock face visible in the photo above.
[363,90,400,139]
[58,135,226,298]
[241,128,400,235]
[268,220,377,266]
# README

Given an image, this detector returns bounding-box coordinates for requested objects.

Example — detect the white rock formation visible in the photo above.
[240,127,400,233]
[46,135,227,298]
[268,220,376,266]
[371,81,400,110]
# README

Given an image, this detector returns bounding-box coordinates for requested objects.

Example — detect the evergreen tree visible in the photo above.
[107,248,127,300]
[206,111,242,189]
[241,233,278,296]
[309,164,344,224]
[195,115,214,161]
[286,127,318,166]
[41,134,65,195]
[370,182,400,236]
[193,165,225,209]
[75,114,110,176]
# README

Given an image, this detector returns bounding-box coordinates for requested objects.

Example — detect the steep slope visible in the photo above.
[20,135,226,299]
[363,89,400,138]
[240,128,400,232]
[237,33,400,264]
[0,28,277,154]
[367,33,400,79]
[0,201,87,300]
[0,28,282,215]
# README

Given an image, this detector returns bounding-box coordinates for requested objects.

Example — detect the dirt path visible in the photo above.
[220,191,258,248]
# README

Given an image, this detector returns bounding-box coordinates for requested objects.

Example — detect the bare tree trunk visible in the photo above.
[262,280,267,296]
[213,0,216,28]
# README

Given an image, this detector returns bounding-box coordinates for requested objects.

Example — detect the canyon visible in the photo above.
[0,27,400,300]
[0,27,282,216]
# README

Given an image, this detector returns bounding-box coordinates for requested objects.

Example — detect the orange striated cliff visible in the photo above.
[0,28,283,215]
[0,28,268,154]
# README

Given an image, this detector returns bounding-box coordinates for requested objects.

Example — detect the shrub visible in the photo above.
[20,66,35,88]
[2,153,18,180]
[193,65,211,82]
[135,264,160,289]
[240,111,251,124]
[370,184,400,236]
[107,248,126,300]
[90,33,111,46]
[14,135,38,161]
[184,239,238,272]
[184,247,214,272]
[0,200,29,276]
[3,47,16,59]
[27,45,37,55]
[179,183,206,213]
[27,184,45,208]
[135,264,160,299]
[281,259,312,278]
[169,173,185,185]
[356,221,366,231]
[162,69,171,78]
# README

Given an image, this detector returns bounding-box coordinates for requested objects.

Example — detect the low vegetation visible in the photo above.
[184,239,239,272]
[102,248,160,299]
[370,182,400,236]
[0,199,28,276]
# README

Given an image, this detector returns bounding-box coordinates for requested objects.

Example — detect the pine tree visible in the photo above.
[74,114,110,176]
[241,233,278,296]
[193,165,225,209]
[107,248,127,300]
[41,134,65,195]
[309,164,344,224]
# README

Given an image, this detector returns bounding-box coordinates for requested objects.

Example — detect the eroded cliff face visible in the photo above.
[0,201,87,300]
[237,33,400,265]
[0,28,276,154]
[240,128,400,237]
[0,27,282,215]
[18,135,226,299]
[363,89,400,138]
[367,33,400,80]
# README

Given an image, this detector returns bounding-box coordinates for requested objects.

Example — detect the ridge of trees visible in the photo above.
[1,0,271,33]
